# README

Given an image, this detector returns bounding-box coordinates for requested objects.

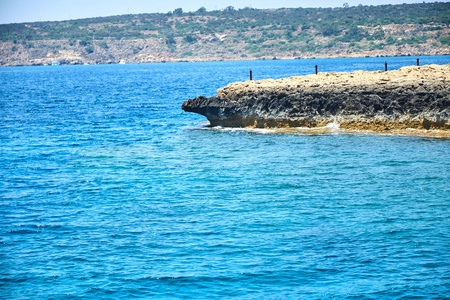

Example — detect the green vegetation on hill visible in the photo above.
[1,3,449,42]
[0,2,449,66]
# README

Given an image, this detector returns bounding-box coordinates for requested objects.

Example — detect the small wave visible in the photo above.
[195,122,344,135]
[194,123,277,134]
[325,117,340,129]
[215,127,277,135]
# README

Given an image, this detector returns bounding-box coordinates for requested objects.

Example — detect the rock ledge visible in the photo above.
[182,64,450,135]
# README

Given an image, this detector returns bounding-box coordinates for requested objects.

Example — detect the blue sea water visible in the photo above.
[1,56,449,299]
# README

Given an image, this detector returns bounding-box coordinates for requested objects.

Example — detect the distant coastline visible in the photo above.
[0,2,449,67]
[1,52,450,68]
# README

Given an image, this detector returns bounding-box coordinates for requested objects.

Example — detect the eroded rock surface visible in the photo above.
[182,64,450,132]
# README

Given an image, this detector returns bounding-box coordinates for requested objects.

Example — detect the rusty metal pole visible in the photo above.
[315,65,318,75]
[250,70,252,80]
[417,58,419,66]
[385,61,387,72]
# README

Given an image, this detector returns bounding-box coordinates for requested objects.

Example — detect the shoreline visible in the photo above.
[1,53,449,68]
[203,122,450,139]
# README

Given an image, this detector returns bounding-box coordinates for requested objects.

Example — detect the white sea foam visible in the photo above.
[199,122,345,135]
[325,117,340,129]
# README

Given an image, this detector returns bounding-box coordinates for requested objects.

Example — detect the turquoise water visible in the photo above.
[1,56,449,299]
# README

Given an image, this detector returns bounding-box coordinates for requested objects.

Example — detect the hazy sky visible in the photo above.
[0,0,448,24]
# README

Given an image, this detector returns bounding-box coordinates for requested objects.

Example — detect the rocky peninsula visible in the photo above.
[182,64,450,137]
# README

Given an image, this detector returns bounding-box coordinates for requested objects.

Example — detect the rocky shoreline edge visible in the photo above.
[182,64,450,138]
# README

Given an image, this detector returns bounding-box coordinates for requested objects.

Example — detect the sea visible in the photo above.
[1,56,449,299]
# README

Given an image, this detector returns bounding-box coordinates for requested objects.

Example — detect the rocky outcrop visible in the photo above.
[182,64,450,133]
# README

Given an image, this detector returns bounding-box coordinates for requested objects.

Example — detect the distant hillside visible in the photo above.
[0,2,449,66]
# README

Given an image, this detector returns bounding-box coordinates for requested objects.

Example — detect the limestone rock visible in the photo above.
[182,64,450,133]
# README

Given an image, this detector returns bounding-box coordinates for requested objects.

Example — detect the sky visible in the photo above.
[0,0,448,24]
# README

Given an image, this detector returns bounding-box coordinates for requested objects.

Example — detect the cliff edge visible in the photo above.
[182,64,450,135]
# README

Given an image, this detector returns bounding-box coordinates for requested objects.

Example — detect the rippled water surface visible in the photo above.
[1,57,449,299]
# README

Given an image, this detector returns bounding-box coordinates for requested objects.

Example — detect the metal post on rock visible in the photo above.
[315,65,318,75]
[417,58,420,66]
[385,61,388,72]
[250,70,252,80]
